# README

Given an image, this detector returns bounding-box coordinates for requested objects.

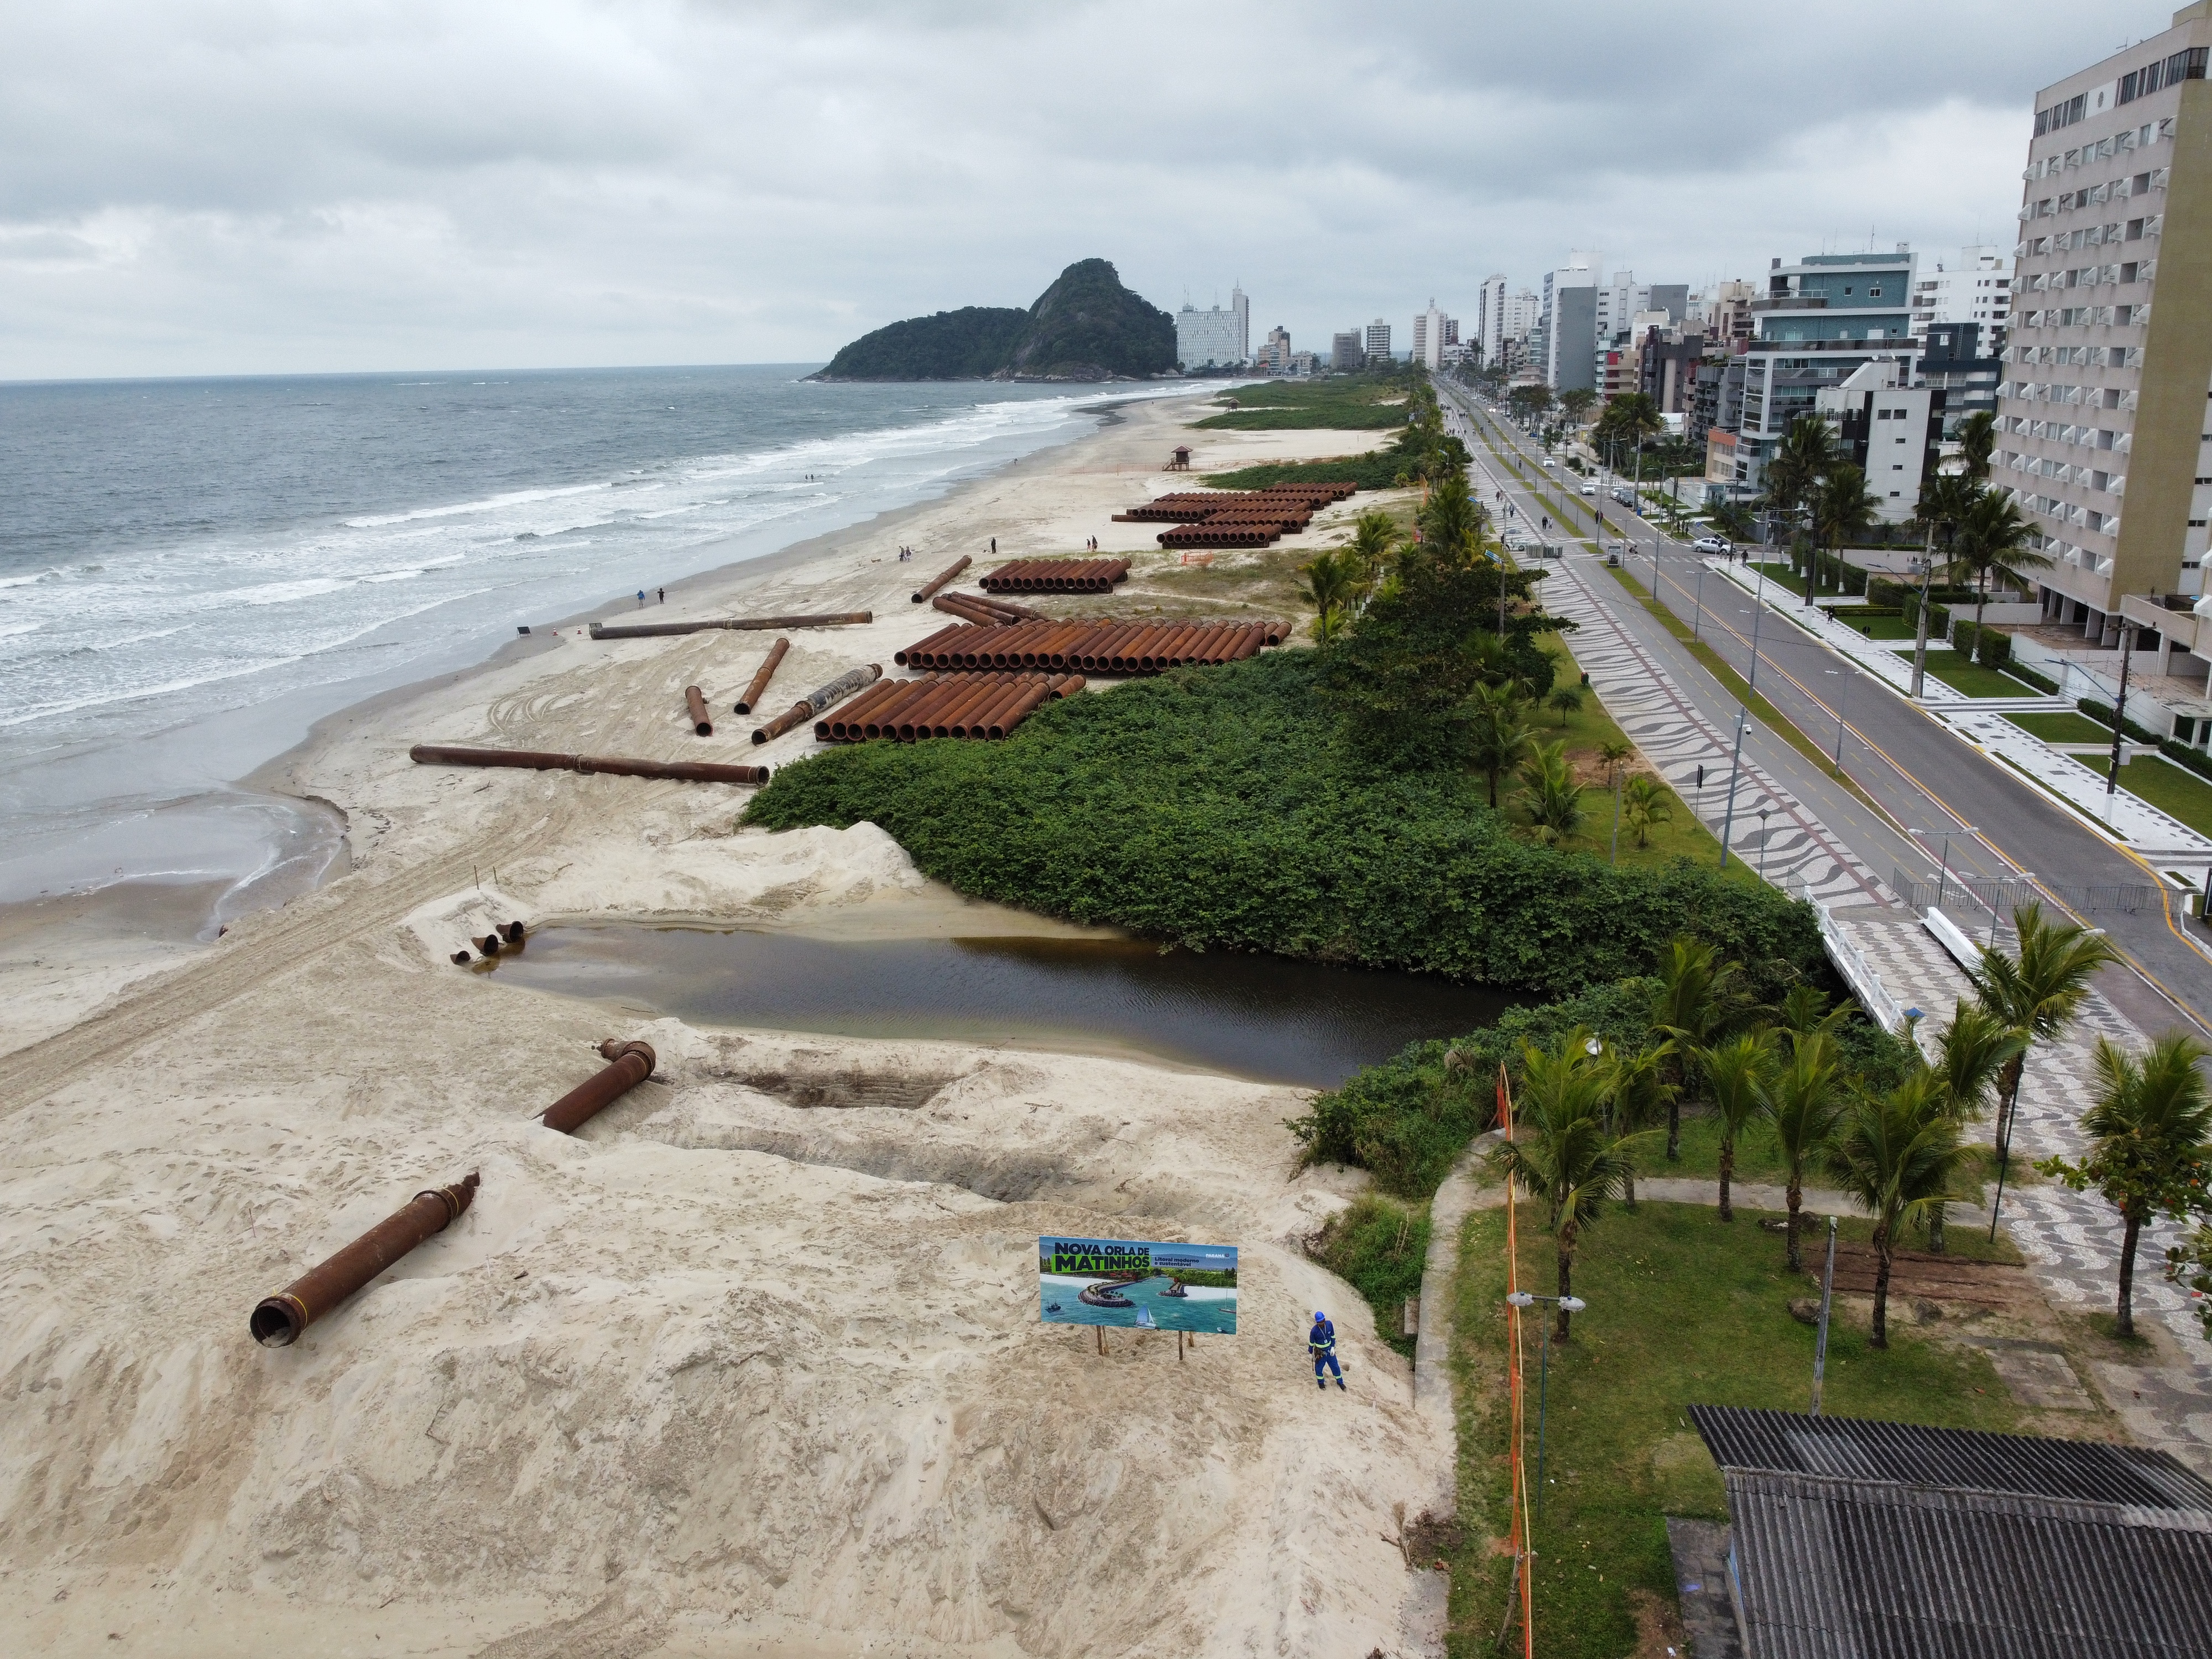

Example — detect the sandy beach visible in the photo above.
[0,394,1452,1656]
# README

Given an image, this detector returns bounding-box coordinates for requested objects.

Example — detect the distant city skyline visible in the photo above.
[0,1,2169,379]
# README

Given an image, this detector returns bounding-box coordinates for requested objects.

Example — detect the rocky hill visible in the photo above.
[813,259,1175,382]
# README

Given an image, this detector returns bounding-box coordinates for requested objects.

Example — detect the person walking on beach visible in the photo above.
[657,587,664,604]
[1309,1311,1344,1390]
[636,589,646,608]
[990,538,997,555]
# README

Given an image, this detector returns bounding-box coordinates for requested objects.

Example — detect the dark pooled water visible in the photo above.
[489,926,1517,1089]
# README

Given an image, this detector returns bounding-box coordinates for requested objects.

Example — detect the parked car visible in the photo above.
[1692,535,1732,556]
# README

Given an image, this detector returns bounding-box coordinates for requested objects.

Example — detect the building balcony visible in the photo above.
[1751,296,1828,311]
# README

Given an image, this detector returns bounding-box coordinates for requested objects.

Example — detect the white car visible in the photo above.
[1578,482,1597,497]
[1691,535,1732,556]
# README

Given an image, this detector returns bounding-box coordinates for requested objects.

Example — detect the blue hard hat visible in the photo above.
[1312,1311,1326,1321]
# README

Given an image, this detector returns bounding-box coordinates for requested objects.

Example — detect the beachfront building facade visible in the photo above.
[1997,2,2212,639]
[1478,275,1506,367]
[1331,331,1364,372]
[1413,300,1452,369]
[1364,319,1392,361]
[1910,246,2015,354]
[1706,248,1921,497]
[1815,361,1938,523]
[1259,325,1293,373]
[1174,286,1250,369]
[1539,252,1599,393]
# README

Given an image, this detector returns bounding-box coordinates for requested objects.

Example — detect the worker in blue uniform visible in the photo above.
[1309,1311,1344,1390]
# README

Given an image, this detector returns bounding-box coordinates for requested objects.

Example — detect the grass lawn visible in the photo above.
[1916,652,2044,698]
[1190,374,1410,431]
[2117,755,2212,838]
[2006,710,2115,744]
[1518,632,1764,886]
[1835,611,1917,640]
[1444,1202,2030,1659]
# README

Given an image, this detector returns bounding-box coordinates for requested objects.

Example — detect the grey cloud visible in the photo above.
[0,0,2162,378]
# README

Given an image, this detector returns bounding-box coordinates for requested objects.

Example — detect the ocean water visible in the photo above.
[0,366,1173,922]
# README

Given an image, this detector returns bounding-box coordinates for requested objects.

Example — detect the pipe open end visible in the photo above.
[251,1297,304,1347]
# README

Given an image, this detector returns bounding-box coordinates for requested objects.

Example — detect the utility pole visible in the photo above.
[1718,707,1749,870]
[1810,1216,1838,1416]
[2105,622,2137,801]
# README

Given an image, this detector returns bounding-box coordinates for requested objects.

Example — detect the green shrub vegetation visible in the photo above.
[745,651,1819,1002]
[1202,451,1416,492]
[1307,1193,1430,1358]
[1192,372,1414,431]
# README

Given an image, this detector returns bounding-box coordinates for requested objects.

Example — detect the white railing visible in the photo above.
[1805,893,1908,1036]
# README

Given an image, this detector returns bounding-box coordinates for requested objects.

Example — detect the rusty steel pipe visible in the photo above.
[251,1172,481,1347]
[753,663,882,743]
[912,554,972,603]
[411,745,768,784]
[932,593,1008,627]
[963,591,1045,622]
[685,686,713,736]
[542,1038,658,1135]
[988,681,1053,739]
[589,612,870,640]
[974,677,1042,738]
[942,675,1011,737]
[825,675,906,739]
[734,639,791,714]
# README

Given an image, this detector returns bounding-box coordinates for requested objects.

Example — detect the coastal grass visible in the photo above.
[1191,373,1412,432]
[1202,452,1412,491]
[1307,1193,1430,1360]
[1443,1202,2028,1659]
[2005,710,2114,744]
[2116,755,2212,838]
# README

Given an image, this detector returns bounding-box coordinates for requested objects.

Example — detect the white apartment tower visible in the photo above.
[1364,319,1392,361]
[1540,252,1599,393]
[1174,284,1250,369]
[1414,299,1449,369]
[1996,3,2212,635]
[1478,274,1507,367]
[1910,248,2015,351]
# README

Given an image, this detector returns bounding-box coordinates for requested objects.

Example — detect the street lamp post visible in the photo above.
[1504,1290,1587,1521]
[1718,708,1750,871]
[1693,561,1705,640]
[1825,668,1850,770]
[1907,825,1978,915]
[1748,560,1768,697]
[1756,806,1774,881]
[2105,622,2137,801]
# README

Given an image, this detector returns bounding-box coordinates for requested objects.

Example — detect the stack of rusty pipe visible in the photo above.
[933,589,1044,624]
[817,671,1083,742]
[895,618,1284,674]
[1110,482,1355,524]
[979,558,1129,593]
[411,744,769,785]
[251,1172,481,1347]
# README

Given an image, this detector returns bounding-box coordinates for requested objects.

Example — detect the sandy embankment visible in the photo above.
[0,397,1452,1657]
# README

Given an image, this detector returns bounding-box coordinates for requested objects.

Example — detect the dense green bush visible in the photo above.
[1204,452,1417,492]
[1307,1193,1431,1357]
[2079,698,2163,744]
[1288,979,1659,1195]
[1975,627,2013,671]
[744,652,1822,1000]
[2011,662,2060,695]
[2161,739,2212,782]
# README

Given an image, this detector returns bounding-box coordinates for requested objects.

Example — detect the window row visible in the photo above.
[2000,380,2140,408]
[2015,216,2161,255]
[2015,305,2147,330]
[2020,260,2152,291]
[1999,417,2131,453]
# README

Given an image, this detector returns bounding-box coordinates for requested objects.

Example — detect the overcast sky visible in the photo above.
[0,1,2180,380]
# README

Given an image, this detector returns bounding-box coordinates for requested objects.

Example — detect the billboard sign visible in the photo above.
[1039,1235,1237,1334]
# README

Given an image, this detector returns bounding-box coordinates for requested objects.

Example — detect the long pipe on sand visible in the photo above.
[541,1039,658,1134]
[753,664,881,743]
[734,639,790,713]
[410,745,769,785]
[684,686,713,735]
[251,1172,480,1347]
[588,612,870,640]
[912,555,971,602]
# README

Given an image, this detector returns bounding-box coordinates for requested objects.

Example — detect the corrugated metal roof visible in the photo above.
[1691,1404,2212,1510]
[1726,1472,2212,1659]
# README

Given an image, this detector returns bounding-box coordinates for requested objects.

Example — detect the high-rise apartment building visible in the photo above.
[1174,285,1250,369]
[1997,4,2212,638]
[1414,299,1449,369]
[1260,325,1292,373]
[1540,252,1599,392]
[1478,275,1507,366]
[1331,331,1365,372]
[1910,247,2015,353]
[1364,319,1392,361]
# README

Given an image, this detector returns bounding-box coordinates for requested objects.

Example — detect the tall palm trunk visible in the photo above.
[1929,1203,1948,1254]
[1556,1221,1578,1342]
[1718,1136,1736,1222]
[1994,1052,2026,1143]
[1623,1164,1639,1211]
[1785,1178,1804,1273]
[2117,1213,2143,1338]
[1486,768,1500,810]
[1871,1223,1895,1349]
[1665,1057,1683,1162]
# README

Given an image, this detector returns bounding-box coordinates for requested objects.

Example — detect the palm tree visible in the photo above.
[1709,499,1756,548]
[1546,685,1584,727]
[1490,1030,1640,1340]
[1924,1000,2026,1251]
[1775,984,1855,1039]
[1597,739,1634,783]
[1298,548,1358,644]
[1417,470,1488,567]
[1344,509,1398,590]
[1695,1031,1777,1220]
[1825,1072,1971,1347]
[1509,384,1555,427]
[1807,465,1880,607]
[1595,392,1663,476]
[1512,739,1585,844]
[1465,681,1536,810]
[1649,937,1754,1162]
[1622,775,1672,848]
[1948,489,2052,641]
[1605,1044,1676,1210]
[1558,387,1598,429]
[2041,1034,2212,1338]
[1762,1030,1848,1271]
[1954,409,1998,482]
[1971,903,2122,1167]
[1761,415,1835,521]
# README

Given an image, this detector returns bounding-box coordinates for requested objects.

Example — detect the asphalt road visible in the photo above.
[1439,383,2212,1040]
